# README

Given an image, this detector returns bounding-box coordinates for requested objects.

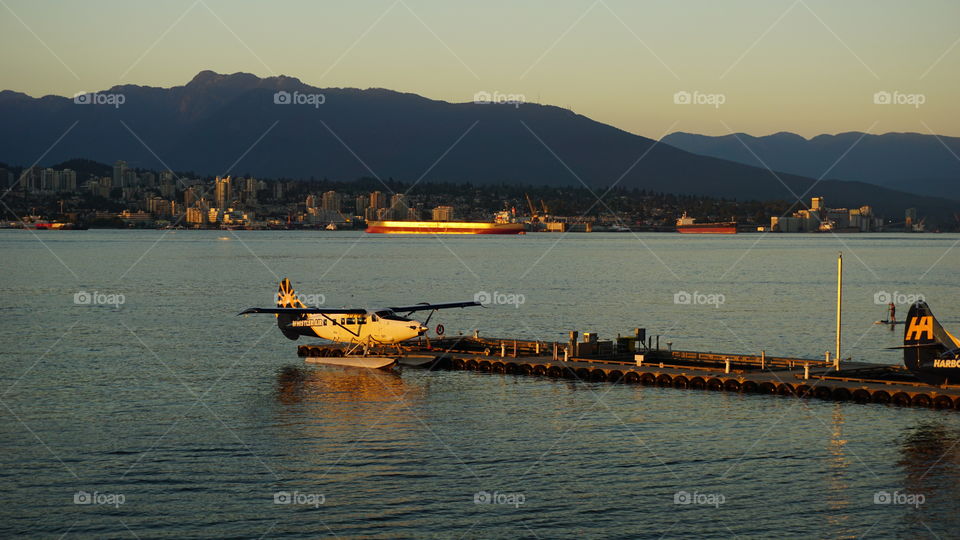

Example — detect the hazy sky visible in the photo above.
[2,0,958,138]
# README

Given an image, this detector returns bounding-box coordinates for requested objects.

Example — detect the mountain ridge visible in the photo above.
[2,70,955,222]
[662,131,960,200]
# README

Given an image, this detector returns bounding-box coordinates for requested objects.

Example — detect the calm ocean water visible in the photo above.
[1,229,959,538]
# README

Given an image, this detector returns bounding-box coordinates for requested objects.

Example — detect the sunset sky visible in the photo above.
[2,0,957,138]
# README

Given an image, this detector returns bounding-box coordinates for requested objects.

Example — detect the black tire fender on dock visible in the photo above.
[891,392,911,406]
[607,370,624,383]
[466,359,479,371]
[724,379,742,392]
[591,369,607,382]
[520,364,534,375]
[852,389,872,403]
[656,374,673,386]
[452,358,466,370]
[872,390,891,404]
[297,346,308,357]
[832,387,852,401]
[492,362,506,374]
[776,383,794,396]
[933,395,954,410]
[478,360,492,372]
[690,377,707,390]
[759,382,777,394]
[547,366,563,378]
[505,362,519,374]
[911,394,932,408]
[672,376,689,389]
[707,378,724,391]
[576,367,591,380]
[640,373,656,386]
[795,384,812,398]
[813,386,832,400]
[533,364,548,376]
[624,371,641,384]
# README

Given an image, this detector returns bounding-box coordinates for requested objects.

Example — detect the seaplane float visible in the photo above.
[239,279,480,369]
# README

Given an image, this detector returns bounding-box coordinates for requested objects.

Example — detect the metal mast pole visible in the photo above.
[836,252,842,369]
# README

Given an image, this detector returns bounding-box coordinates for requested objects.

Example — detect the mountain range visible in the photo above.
[1,70,955,223]
[662,131,960,200]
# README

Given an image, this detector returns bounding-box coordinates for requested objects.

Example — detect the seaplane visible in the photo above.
[897,301,960,386]
[239,279,480,369]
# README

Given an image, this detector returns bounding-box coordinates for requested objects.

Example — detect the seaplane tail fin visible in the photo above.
[902,301,960,384]
[277,278,307,308]
[276,278,305,340]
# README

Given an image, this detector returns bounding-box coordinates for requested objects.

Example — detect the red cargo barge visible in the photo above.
[675,213,737,234]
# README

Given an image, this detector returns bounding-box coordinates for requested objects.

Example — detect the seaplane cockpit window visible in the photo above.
[375,310,407,321]
[371,314,378,322]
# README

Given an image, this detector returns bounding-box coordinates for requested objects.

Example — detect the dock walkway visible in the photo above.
[297,336,960,410]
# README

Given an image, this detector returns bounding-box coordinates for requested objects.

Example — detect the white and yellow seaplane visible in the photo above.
[239,279,480,369]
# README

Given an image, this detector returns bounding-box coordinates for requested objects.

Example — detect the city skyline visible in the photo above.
[1,0,958,138]
[4,157,917,232]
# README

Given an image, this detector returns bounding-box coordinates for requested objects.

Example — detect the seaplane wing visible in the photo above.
[239,279,481,351]
[386,301,481,313]
[238,307,366,315]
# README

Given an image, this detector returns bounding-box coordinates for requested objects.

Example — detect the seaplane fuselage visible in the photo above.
[288,311,428,344]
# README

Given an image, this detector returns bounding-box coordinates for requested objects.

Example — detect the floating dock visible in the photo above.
[297,332,960,410]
